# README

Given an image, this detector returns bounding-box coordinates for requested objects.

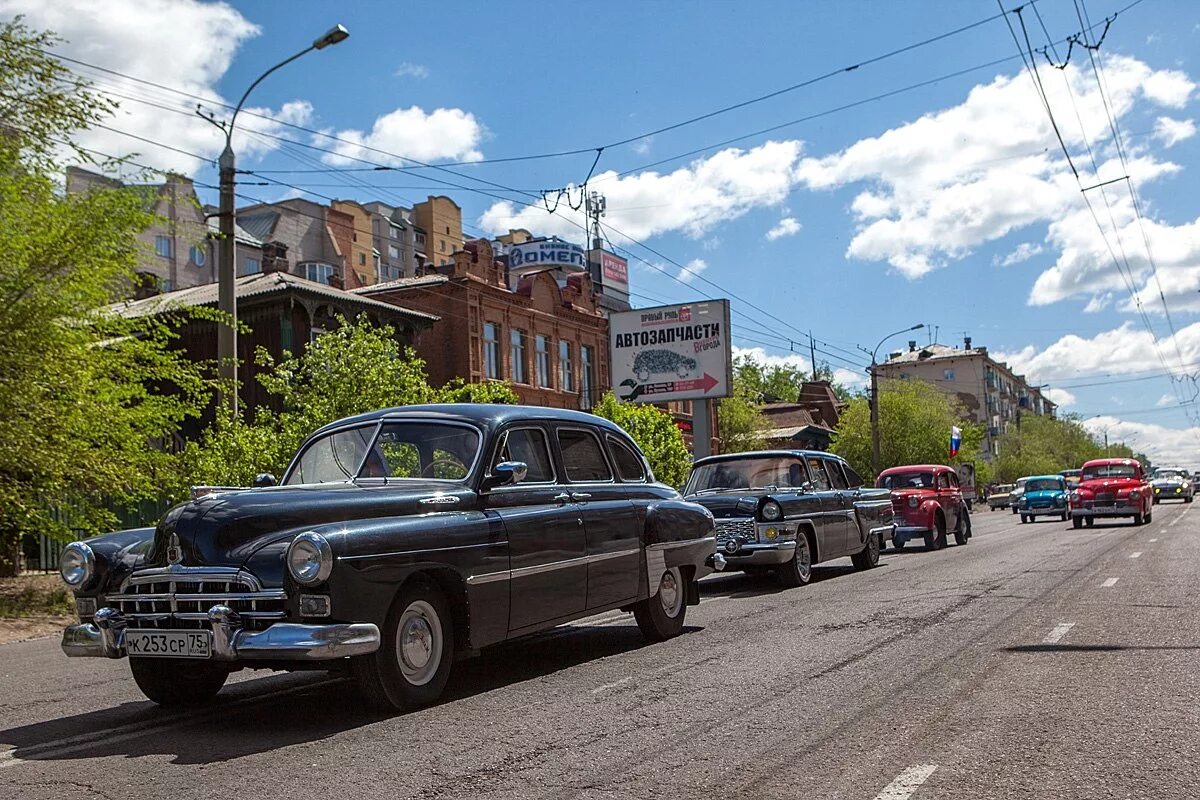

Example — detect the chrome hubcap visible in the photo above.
[796,539,812,580]
[396,600,442,686]
[658,568,683,617]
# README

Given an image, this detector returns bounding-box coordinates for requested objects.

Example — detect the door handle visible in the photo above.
[553,492,571,504]
[570,492,592,502]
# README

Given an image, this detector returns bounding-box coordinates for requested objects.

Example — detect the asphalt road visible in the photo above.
[3,503,1198,799]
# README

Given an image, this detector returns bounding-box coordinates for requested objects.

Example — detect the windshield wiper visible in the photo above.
[693,486,738,495]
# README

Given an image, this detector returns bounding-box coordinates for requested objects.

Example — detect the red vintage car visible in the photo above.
[876,464,971,550]
[1069,458,1153,528]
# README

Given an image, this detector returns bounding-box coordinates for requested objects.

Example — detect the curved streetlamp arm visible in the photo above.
[228,46,316,138]
[872,324,925,364]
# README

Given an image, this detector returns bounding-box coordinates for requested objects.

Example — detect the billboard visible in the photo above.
[609,300,731,403]
[593,250,629,292]
[508,237,587,271]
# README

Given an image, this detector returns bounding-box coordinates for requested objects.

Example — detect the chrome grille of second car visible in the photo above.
[105,567,286,631]
[715,518,757,542]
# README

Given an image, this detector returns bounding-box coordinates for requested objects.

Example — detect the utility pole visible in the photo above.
[862,323,925,477]
[201,24,349,415]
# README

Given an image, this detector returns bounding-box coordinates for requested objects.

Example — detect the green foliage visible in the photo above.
[990,413,1144,482]
[591,393,692,488]
[831,379,985,480]
[176,316,517,491]
[731,353,855,404]
[0,21,211,571]
[718,373,770,454]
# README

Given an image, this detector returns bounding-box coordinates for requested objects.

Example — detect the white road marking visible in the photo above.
[1102,577,1120,587]
[591,676,633,694]
[1169,506,1193,527]
[1130,551,1143,559]
[873,765,939,800]
[1149,538,1158,543]
[1043,622,1076,644]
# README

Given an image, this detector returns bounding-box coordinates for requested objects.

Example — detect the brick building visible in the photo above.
[357,238,609,410]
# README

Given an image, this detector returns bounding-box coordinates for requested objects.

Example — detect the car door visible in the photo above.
[553,426,641,611]
[938,471,962,530]
[823,456,858,554]
[804,456,849,559]
[485,425,588,633]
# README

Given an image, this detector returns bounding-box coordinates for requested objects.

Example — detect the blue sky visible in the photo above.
[6,0,1200,461]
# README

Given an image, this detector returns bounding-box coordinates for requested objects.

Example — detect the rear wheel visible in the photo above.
[1145,510,1153,524]
[1060,512,1069,522]
[354,577,454,712]
[954,511,971,545]
[129,658,228,707]
[776,534,813,588]
[633,567,688,641]
[851,531,880,570]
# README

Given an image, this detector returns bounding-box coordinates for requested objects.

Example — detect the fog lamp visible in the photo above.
[764,527,779,540]
[299,594,331,617]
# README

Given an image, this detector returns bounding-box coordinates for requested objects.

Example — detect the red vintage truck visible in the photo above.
[877,464,971,550]
[1069,458,1153,528]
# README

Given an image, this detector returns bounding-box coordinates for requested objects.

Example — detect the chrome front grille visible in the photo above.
[105,566,286,631]
[715,518,757,543]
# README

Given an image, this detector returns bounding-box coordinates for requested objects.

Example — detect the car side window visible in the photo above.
[842,462,864,488]
[826,459,848,490]
[806,457,832,491]
[492,428,555,483]
[607,435,646,482]
[558,428,613,482]
[938,472,951,489]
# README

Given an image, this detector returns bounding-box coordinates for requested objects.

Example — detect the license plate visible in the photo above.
[125,630,212,659]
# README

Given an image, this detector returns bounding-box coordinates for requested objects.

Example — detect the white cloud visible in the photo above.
[394,62,430,79]
[2,0,329,175]
[1043,388,1076,407]
[677,258,708,284]
[766,217,802,241]
[1156,393,1177,407]
[731,345,866,389]
[1083,416,1200,465]
[632,136,654,155]
[1153,116,1196,147]
[479,140,804,241]
[702,236,721,251]
[320,106,486,165]
[993,241,1044,267]
[995,321,1200,382]
[793,56,1195,282]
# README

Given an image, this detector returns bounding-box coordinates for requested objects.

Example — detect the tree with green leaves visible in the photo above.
[718,374,770,454]
[731,353,855,404]
[176,316,519,491]
[591,393,692,488]
[991,413,1144,482]
[0,19,211,574]
[831,379,985,481]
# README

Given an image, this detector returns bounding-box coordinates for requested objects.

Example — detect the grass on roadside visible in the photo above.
[0,574,74,618]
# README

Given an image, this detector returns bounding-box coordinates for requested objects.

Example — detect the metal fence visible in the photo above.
[19,496,173,573]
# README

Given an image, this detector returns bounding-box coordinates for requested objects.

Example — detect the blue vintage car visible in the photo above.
[1017,474,1069,523]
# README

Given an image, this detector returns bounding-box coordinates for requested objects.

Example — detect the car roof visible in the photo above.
[1022,474,1065,482]
[1082,458,1140,468]
[692,449,845,467]
[309,403,628,439]
[878,464,953,474]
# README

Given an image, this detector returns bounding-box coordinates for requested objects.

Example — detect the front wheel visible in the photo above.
[1061,512,1069,522]
[1085,517,1095,527]
[954,511,971,545]
[1133,513,1144,526]
[893,538,906,551]
[633,566,687,641]
[776,535,813,588]
[851,531,880,570]
[1072,516,1083,529]
[129,658,228,707]
[354,577,454,712]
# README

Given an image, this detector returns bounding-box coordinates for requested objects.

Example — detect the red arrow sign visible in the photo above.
[633,373,720,398]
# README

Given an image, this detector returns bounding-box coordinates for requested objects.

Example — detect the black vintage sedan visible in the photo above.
[684,450,894,586]
[58,405,719,710]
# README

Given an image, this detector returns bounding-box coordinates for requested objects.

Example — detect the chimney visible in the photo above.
[908,340,917,352]
[964,335,973,350]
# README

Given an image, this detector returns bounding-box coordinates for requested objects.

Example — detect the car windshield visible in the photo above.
[286,422,481,485]
[1081,464,1138,480]
[878,471,935,489]
[1155,470,1186,480]
[1025,479,1063,492]
[685,457,807,494]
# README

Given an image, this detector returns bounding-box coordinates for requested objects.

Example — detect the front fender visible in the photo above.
[75,527,156,597]
[920,500,943,527]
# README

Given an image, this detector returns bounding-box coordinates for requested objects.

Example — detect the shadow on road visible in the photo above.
[698,563,865,599]
[0,624,673,765]
[1006,643,1200,653]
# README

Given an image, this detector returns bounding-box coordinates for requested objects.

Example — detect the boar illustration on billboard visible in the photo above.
[633,349,698,381]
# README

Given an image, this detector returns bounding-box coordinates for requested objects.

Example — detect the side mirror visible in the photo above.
[481,461,528,492]
[253,473,277,488]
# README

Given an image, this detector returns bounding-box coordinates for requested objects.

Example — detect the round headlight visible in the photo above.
[286,532,333,586]
[1129,490,1141,500]
[907,495,919,508]
[760,501,783,522]
[59,542,95,589]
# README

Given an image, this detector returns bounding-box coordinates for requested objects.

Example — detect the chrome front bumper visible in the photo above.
[1071,505,1140,518]
[721,541,797,567]
[1020,506,1068,517]
[61,605,380,662]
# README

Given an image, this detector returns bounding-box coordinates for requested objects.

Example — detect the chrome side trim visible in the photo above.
[510,554,591,579]
[464,570,510,586]
[646,536,716,551]
[465,547,641,585]
[338,540,502,561]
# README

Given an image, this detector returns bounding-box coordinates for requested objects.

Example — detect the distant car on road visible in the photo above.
[1070,458,1154,528]
[988,483,1016,510]
[1009,476,1029,514]
[1059,469,1082,490]
[1017,475,1069,523]
[1151,467,1193,503]
[877,464,971,550]
[684,450,894,587]
[57,404,720,710]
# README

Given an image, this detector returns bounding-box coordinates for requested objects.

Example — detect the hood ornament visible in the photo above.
[166,533,183,565]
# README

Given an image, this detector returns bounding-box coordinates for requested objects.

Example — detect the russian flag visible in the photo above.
[950,426,962,458]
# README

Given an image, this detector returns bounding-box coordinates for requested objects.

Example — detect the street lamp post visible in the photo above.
[869,324,925,477]
[206,24,349,414]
